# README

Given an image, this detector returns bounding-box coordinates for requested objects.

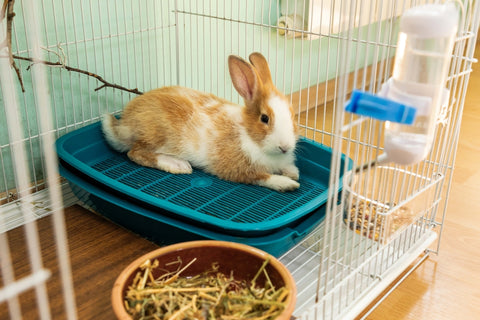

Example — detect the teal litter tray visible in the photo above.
[56,121,349,239]
[60,161,327,257]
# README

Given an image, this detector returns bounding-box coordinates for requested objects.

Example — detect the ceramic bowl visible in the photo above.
[111,240,296,320]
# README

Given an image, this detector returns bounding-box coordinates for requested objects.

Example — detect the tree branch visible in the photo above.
[10,53,143,95]
[1,0,25,92]
[1,2,142,95]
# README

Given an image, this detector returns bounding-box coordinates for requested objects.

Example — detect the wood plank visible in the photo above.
[0,206,159,320]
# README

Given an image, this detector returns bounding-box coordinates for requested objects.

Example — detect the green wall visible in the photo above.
[0,0,396,196]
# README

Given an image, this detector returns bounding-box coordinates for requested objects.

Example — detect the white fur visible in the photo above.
[238,126,265,162]
[238,94,297,174]
[282,164,300,180]
[266,94,296,154]
[222,103,244,122]
[257,174,300,192]
[156,154,192,174]
[155,104,242,171]
[153,113,211,170]
[101,114,131,152]
[183,112,213,168]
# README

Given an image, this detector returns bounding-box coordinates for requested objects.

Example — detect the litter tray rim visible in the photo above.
[55,121,345,235]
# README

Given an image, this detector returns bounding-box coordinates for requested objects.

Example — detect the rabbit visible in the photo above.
[101,52,300,192]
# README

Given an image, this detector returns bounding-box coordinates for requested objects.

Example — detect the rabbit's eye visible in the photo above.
[260,114,269,124]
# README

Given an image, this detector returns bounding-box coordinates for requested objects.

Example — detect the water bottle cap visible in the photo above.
[400,3,459,38]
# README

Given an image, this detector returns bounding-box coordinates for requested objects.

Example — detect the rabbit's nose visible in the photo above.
[279,145,289,154]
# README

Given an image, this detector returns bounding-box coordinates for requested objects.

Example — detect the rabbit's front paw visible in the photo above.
[258,174,300,192]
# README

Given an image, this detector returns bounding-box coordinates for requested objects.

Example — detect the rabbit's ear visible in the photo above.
[249,52,273,86]
[228,55,259,102]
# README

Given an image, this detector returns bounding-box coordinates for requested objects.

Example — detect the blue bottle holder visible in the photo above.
[345,90,417,125]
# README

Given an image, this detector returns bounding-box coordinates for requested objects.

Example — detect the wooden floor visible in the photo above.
[0,205,158,320]
[1,45,479,320]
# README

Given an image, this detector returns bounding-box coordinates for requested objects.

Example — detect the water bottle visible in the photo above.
[381,3,459,165]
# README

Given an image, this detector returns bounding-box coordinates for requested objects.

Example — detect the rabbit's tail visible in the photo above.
[101,114,132,152]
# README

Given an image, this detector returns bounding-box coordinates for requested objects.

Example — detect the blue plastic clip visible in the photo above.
[345,90,416,125]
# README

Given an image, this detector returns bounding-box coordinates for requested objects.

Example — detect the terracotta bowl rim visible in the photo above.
[111,240,297,320]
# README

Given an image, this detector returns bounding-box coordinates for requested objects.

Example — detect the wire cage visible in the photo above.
[1,0,479,319]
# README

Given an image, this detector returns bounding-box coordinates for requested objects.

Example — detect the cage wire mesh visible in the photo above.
[0,0,479,319]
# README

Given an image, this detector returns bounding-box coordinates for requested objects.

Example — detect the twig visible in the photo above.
[1,3,141,95]
[250,258,270,288]
[1,0,25,92]
[0,1,8,49]
[10,53,143,95]
[41,44,67,67]
[0,0,8,20]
